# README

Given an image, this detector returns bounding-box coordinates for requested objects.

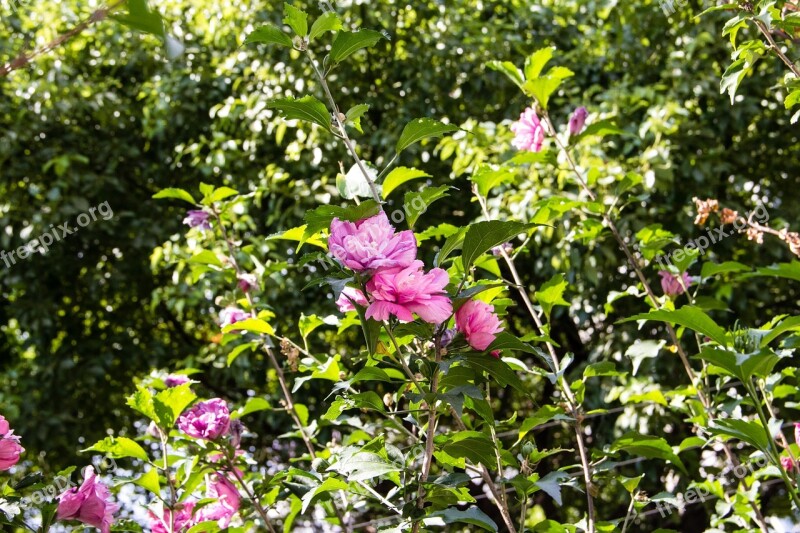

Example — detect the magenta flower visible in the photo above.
[510,107,546,152]
[781,456,795,472]
[795,422,800,448]
[328,212,417,272]
[149,502,196,533]
[365,260,452,324]
[183,210,212,231]
[237,273,258,293]
[177,399,231,440]
[0,434,23,471]
[658,271,692,297]
[456,300,504,351]
[57,467,119,533]
[220,307,249,328]
[195,473,241,528]
[336,287,369,313]
[165,374,190,388]
[568,106,589,136]
[0,415,8,435]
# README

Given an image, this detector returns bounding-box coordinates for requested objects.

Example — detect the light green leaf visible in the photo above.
[222,318,275,336]
[330,29,385,63]
[309,11,342,40]
[708,418,772,455]
[153,383,197,429]
[620,306,728,347]
[188,250,222,268]
[382,167,431,199]
[396,118,459,153]
[487,60,524,89]
[232,397,271,419]
[344,103,370,133]
[301,478,348,514]
[152,188,196,204]
[524,48,555,80]
[134,468,161,496]
[535,274,569,319]
[283,3,308,37]
[610,434,686,473]
[268,95,331,132]
[244,24,294,48]
[83,436,148,462]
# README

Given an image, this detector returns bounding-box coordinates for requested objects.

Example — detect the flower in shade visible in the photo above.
[510,107,546,152]
[195,473,241,528]
[164,374,190,388]
[658,271,693,297]
[440,328,457,348]
[456,300,504,351]
[365,260,452,324]
[568,106,589,136]
[183,210,212,231]
[220,307,249,328]
[781,456,795,472]
[328,212,417,272]
[491,243,514,257]
[795,423,800,448]
[57,467,119,533]
[149,502,196,533]
[336,287,368,313]
[177,399,231,440]
[237,273,258,293]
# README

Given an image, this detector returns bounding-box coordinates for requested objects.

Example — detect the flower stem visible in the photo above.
[225,456,277,533]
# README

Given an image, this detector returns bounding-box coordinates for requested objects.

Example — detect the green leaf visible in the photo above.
[152,188,196,204]
[354,304,382,356]
[232,397,271,419]
[337,163,378,200]
[516,406,570,445]
[460,352,527,394]
[222,317,275,336]
[625,340,665,376]
[396,118,459,153]
[462,221,531,271]
[344,103,370,134]
[470,165,515,197]
[134,468,161,496]
[435,226,468,266]
[330,29,385,63]
[382,167,430,199]
[534,470,570,506]
[487,60,524,89]
[328,449,401,482]
[303,200,381,238]
[535,274,569,320]
[442,431,496,468]
[700,261,750,278]
[300,478,348,513]
[111,0,164,38]
[522,66,574,110]
[610,434,686,473]
[244,24,294,48]
[188,250,222,268]
[620,306,728,347]
[153,383,197,429]
[127,387,158,424]
[83,436,148,462]
[429,507,498,532]
[403,185,450,229]
[748,262,800,282]
[583,362,624,379]
[208,187,238,204]
[351,366,405,383]
[570,119,626,144]
[708,418,772,455]
[524,48,555,80]
[283,3,308,37]
[696,347,782,382]
[268,95,331,132]
[309,11,342,41]
[760,316,800,347]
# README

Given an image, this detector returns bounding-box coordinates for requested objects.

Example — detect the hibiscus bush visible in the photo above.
[3,1,800,533]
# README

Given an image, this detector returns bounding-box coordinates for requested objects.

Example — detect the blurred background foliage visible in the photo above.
[1,0,798,529]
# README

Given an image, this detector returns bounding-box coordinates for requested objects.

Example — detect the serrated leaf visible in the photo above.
[303,200,381,239]
[153,383,197,428]
[470,165,515,197]
[244,24,294,47]
[344,103,369,133]
[534,470,570,506]
[442,431,496,468]
[134,468,161,495]
[403,185,450,228]
[435,226,468,266]
[460,352,527,394]
[396,118,459,153]
[330,29,385,63]
[309,11,342,40]
[708,418,772,454]
[283,3,308,37]
[268,95,331,132]
[535,274,569,319]
[487,60,524,89]
[610,434,686,473]
[382,167,431,199]
[127,387,158,424]
[152,188,196,204]
[300,478,348,514]
[524,48,555,80]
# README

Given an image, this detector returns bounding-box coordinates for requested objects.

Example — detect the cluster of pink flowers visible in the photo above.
[331,212,503,351]
[780,422,800,473]
[0,414,23,471]
[159,397,241,531]
[57,467,119,533]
